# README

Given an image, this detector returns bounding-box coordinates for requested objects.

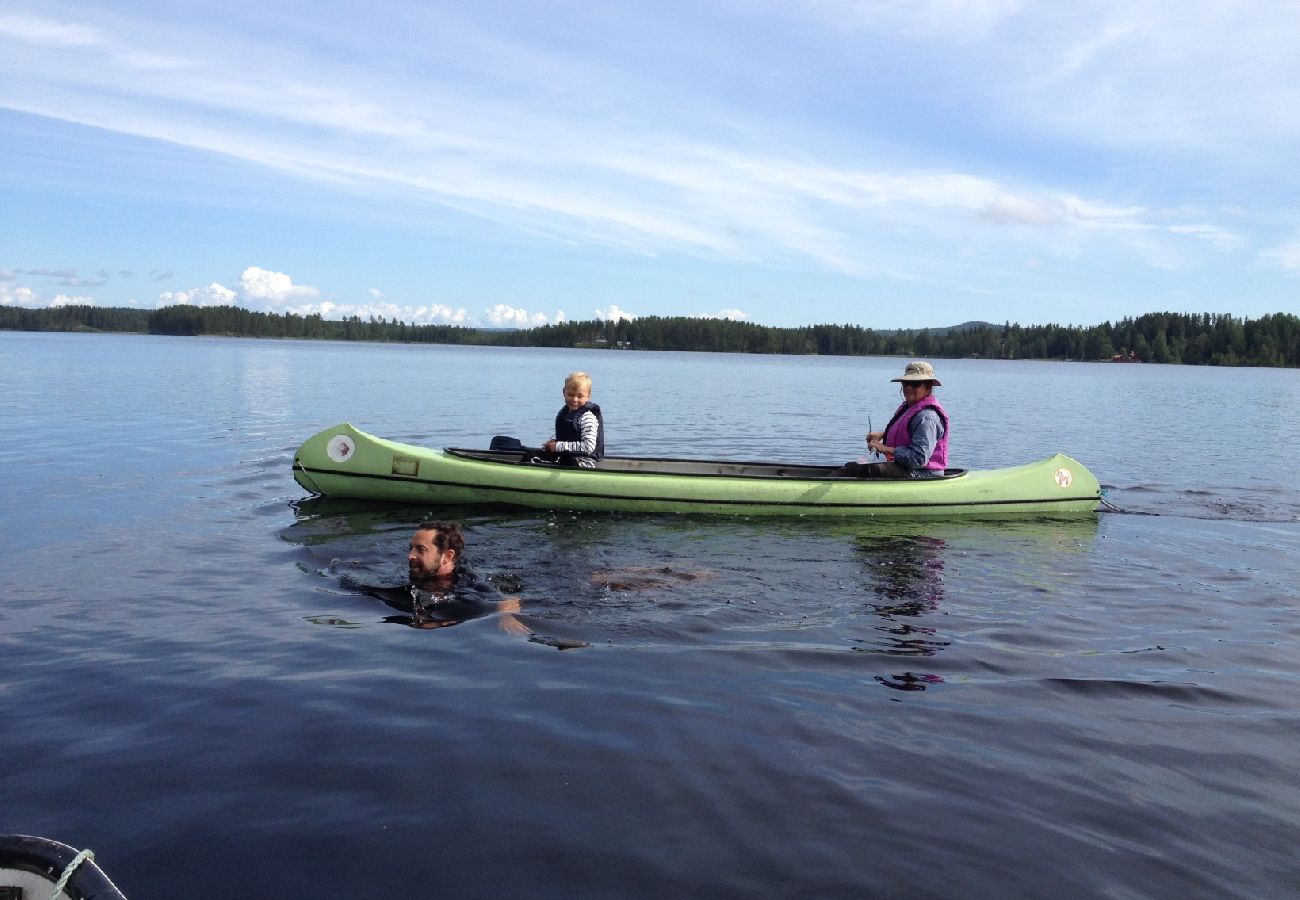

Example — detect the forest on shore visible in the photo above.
[2,304,1297,367]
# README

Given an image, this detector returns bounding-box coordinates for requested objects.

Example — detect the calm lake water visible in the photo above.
[3,331,1299,898]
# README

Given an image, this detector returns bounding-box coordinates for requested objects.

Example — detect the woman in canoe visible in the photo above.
[834,361,949,479]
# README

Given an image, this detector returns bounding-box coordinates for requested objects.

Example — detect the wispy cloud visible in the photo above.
[0,12,99,47]
[1259,238,1300,276]
[14,267,110,287]
[1,1,1297,326]
[2,4,1276,285]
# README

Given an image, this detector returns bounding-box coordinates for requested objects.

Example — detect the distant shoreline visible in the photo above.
[2,304,1296,367]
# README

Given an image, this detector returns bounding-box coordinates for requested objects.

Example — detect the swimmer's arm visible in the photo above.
[496,596,529,636]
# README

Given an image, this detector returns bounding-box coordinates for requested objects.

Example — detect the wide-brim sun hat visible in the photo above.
[890,360,941,386]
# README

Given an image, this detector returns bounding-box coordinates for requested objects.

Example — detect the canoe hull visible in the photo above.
[293,423,1101,518]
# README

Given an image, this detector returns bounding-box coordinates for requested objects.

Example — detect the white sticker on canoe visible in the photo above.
[1054,467,1073,488]
[326,435,356,463]
[391,455,419,477]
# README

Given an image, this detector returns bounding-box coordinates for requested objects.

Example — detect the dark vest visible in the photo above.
[555,402,604,463]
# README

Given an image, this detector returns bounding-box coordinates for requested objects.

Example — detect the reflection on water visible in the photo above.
[283,501,1104,662]
[863,534,947,615]
[285,503,1109,705]
[236,345,294,422]
[853,533,951,690]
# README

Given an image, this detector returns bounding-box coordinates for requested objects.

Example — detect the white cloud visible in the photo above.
[979,195,1058,226]
[1259,239,1300,276]
[153,266,473,323]
[349,301,468,325]
[416,303,469,324]
[486,303,549,327]
[691,308,750,321]
[159,282,238,306]
[0,283,36,306]
[0,13,100,48]
[49,293,93,307]
[240,295,469,325]
[595,305,635,322]
[1168,223,1244,253]
[238,266,320,305]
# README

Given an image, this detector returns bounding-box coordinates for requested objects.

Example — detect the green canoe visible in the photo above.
[292,423,1101,518]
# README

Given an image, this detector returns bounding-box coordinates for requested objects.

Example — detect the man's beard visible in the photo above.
[410,563,450,587]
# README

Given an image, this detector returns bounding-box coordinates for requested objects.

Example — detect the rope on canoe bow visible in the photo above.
[1098,491,1136,514]
[49,847,94,899]
[1100,491,1166,516]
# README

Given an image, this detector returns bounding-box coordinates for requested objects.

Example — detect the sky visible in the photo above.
[2,0,1298,330]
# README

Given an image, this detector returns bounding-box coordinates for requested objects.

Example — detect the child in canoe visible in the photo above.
[540,371,605,467]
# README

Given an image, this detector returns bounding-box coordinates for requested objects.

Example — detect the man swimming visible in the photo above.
[369,521,524,631]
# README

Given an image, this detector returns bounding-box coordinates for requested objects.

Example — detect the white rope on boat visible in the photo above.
[48,847,94,900]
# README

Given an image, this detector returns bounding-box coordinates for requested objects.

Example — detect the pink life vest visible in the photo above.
[883,395,949,471]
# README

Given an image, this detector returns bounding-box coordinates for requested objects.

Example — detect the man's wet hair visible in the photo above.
[416,521,464,560]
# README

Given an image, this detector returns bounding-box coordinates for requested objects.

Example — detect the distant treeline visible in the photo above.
[2,304,1297,367]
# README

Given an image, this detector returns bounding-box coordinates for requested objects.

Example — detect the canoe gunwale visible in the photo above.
[444,446,971,481]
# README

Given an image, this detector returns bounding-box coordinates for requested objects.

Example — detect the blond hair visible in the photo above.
[565,371,592,393]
